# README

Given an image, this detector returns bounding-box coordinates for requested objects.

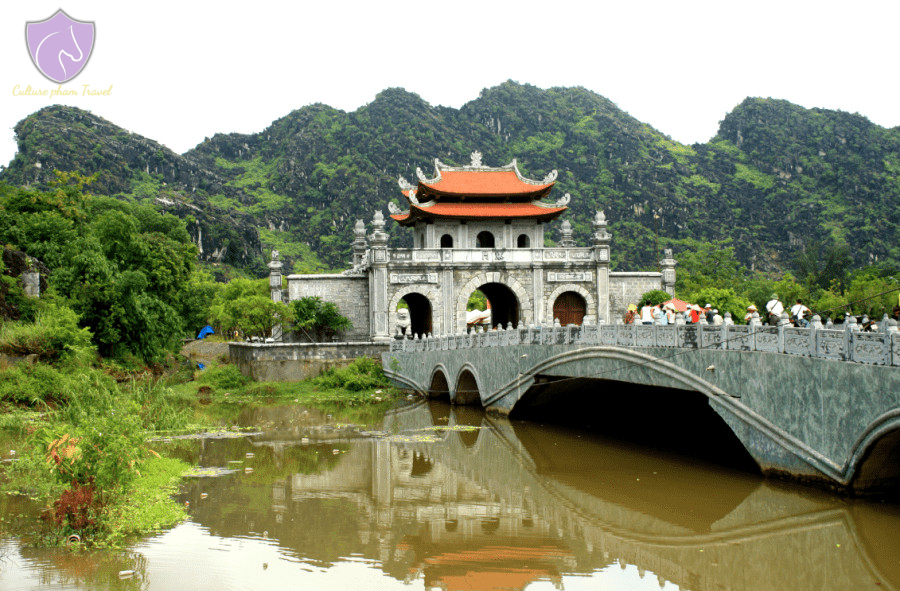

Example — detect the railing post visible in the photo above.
[777,312,790,353]
[749,311,762,351]
[845,316,858,361]
[810,314,823,357]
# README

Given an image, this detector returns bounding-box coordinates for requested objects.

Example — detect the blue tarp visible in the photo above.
[197,325,215,339]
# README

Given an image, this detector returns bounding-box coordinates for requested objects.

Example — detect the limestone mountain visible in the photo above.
[2,105,265,274]
[3,83,898,276]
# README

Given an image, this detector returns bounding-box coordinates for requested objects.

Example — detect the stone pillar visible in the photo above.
[21,271,40,298]
[268,250,284,303]
[351,219,368,267]
[558,220,576,247]
[660,248,677,296]
[369,211,391,344]
[267,250,284,342]
[592,211,611,323]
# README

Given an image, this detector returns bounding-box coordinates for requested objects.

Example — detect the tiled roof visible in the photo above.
[390,201,566,224]
[420,170,553,196]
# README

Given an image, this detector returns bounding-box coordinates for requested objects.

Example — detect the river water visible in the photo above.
[1,400,899,590]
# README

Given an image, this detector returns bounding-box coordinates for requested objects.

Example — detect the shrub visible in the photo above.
[47,480,99,532]
[0,363,82,407]
[290,296,352,342]
[313,357,388,392]
[0,301,93,361]
[686,287,754,324]
[197,363,250,391]
[639,289,671,307]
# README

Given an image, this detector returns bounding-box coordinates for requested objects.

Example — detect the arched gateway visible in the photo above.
[277,152,676,342]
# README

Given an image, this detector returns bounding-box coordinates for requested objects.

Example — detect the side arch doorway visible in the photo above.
[553,291,586,326]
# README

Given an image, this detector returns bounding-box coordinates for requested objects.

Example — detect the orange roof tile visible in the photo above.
[421,170,553,196]
[391,202,566,225]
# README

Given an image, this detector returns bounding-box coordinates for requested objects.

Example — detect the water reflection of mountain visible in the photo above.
[176,401,900,591]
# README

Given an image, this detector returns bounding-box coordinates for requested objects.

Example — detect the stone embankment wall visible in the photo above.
[286,275,370,341]
[181,339,231,366]
[229,342,388,382]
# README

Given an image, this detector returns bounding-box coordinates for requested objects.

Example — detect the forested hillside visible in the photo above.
[3,82,898,277]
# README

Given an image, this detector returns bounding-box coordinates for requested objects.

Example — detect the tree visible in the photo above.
[670,238,746,298]
[687,287,753,324]
[0,175,206,362]
[794,239,852,293]
[289,296,352,342]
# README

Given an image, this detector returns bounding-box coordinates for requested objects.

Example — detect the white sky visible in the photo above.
[2,1,898,169]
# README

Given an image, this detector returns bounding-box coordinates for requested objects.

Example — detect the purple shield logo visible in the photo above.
[26,9,95,84]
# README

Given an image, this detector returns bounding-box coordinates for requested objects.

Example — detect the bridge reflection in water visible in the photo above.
[154,401,900,591]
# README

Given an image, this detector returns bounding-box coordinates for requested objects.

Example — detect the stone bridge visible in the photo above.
[382,318,900,493]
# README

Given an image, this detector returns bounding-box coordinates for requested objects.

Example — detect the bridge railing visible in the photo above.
[390,314,900,367]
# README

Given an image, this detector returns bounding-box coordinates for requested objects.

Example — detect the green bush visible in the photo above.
[0,301,93,361]
[0,363,68,407]
[290,296,352,342]
[686,287,754,324]
[313,357,388,392]
[639,289,671,307]
[197,363,250,391]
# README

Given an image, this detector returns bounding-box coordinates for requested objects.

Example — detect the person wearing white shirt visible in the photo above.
[765,294,784,326]
[790,299,810,327]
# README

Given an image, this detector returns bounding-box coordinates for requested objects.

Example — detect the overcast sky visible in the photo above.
[3,1,898,169]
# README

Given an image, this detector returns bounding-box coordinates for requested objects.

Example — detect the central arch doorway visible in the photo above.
[469,283,520,330]
[398,293,433,337]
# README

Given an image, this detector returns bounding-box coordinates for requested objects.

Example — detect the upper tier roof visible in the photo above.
[399,151,558,201]
[392,152,568,225]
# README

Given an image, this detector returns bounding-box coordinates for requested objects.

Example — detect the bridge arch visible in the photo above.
[547,284,595,326]
[452,405,485,449]
[428,366,452,404]
[847,412,900,496]
[390,286,441,336]
[456,273,532,332]
[454,364,484,407]
[503,346,766,472]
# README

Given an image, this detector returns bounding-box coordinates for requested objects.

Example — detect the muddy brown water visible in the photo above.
[1,400,899,590]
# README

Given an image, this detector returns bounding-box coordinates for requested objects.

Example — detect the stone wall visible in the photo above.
[230,342,388,382]
[609,272,664,322]
[286,274,370,341]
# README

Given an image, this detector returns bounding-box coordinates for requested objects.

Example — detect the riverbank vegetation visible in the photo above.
[0,347,396,548]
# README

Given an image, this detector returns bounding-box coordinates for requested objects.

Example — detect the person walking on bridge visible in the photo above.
[765,294,784,326]
[790,299,810,328]
[640,301,655,325]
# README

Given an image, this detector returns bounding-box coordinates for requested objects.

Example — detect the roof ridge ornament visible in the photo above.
[387,202,402,215]
[469,151,483,167]
[408,189,419,206]
[398,176,414,191]
[543,170,558,183]
[416,161,442,184]
[555,193,571,207]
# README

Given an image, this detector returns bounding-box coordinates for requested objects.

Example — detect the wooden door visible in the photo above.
[553,292,586,326]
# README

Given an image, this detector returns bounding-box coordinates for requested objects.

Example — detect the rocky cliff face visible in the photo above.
[3,105,263,271]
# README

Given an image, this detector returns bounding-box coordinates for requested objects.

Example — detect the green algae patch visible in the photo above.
[100,456,190,546]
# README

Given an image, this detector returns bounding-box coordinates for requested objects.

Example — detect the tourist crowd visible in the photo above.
[623,293,898,332]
